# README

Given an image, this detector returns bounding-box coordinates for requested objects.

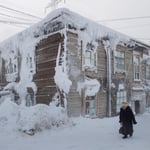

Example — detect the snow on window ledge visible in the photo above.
[77,77,100,97]
[5,72,18,82]
[114,69,126,74]
[82,64,97,72]
[134,79,141,82]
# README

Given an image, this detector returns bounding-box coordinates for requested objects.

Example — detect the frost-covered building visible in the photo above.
[0,8,150,118]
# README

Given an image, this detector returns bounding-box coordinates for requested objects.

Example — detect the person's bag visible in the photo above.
[119,126,123,134]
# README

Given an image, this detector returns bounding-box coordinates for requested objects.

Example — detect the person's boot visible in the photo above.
[122,135,128,139]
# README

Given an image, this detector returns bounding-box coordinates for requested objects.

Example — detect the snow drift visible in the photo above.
[0,98,72,134]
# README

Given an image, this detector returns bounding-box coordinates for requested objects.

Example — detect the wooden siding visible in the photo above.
[67,32,82,117]
[111,45,133,115]
[97,41,107,117]
[67,34,108,118]
[0,58,6,86]
[34,33,64,105]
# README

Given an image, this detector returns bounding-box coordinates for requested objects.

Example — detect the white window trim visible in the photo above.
[82,43,97,72]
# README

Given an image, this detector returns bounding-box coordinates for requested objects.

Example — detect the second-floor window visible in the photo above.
[134,55,140,80]
[85,51,96,66]
[84,43,97,67]
[114,50,125,71]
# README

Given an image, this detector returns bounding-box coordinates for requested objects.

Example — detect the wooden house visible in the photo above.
[0,8,150,118]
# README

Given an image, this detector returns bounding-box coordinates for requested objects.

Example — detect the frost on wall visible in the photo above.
[77,77,101,97]
[0,28,39,105]
[54,38,72,108]
[4,49,21,82]
[54,41,72,94]
[0,8,134,105]
[82,42,98,72]
[131,87,146,101]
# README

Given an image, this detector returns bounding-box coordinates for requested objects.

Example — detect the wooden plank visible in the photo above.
[36,54,56,63]
[34,78,55,87]
[35,71,55,79]
[34,33,64,105]
[36,60,56,69]
[36,45,59,56]
[36,33,62,49]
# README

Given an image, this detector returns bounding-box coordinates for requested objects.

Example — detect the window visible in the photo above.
[116,91,127,112]
[84,43,96,67]
[27,54,33,69]
[5,51,19,82]
[7,58,13,73]
[114,50,125,71]
[146,65,150,80]
[134,55,140,80]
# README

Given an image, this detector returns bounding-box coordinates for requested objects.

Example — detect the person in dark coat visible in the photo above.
[119,102,137,139]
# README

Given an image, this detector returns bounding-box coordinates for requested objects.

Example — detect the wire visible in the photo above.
[0,4,41,20]
[0,19,33,25]
[135,38,150,41]
[112,23,150,30]
[0,12,35,22]
[97,15,150,22]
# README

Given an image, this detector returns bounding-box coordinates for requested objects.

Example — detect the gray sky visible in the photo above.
[1,0,150,44]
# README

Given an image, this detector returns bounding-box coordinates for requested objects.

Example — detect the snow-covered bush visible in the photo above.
[17,103,70,132]
[0,98,72,134]
[0,97,19,128]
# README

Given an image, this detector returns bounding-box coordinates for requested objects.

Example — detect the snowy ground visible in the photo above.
[0,105,150,150]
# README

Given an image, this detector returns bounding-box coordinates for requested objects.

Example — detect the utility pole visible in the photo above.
[45,0,66,11]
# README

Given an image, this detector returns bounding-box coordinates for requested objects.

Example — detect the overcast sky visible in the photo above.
[1,0,150,44]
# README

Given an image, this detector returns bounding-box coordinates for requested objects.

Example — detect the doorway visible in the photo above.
[135,100,140,114]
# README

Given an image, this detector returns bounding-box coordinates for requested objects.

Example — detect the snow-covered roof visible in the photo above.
[0,8,149,99]
[0,8,150,50]
[0,8,129,48]
[43,8,132,49]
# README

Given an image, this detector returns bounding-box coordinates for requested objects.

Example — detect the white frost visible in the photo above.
[54,43,72,94]
[54,66,72,93]
[0,98,70,132]
[77,77,100,97]
[118,83,125,91]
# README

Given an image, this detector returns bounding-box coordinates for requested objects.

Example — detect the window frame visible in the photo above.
[146,65,150,80]
[114,50,125,72]
[133,55,140,80]
[83,43,97,68]
[85,96,96,117]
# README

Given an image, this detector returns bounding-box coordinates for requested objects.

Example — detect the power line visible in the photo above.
[0,12,35,22]
[135,38,150,41]
[6,23,29,28]
[114,23,150,30]
[0,4,41,20]
[0,20,33,25]
[97,15,150,22]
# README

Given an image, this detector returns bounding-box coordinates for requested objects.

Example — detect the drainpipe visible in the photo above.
[104,40,112,117]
